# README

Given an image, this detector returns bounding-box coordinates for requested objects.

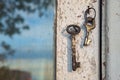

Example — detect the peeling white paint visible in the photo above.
[56,0,100,80]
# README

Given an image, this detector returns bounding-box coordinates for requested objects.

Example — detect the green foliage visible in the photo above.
[0,0,54,36]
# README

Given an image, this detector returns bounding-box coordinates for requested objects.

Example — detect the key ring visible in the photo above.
[84,6,96,31]
[84,6,96,21]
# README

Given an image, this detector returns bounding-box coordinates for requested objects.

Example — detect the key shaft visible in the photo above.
[71,35,80,71]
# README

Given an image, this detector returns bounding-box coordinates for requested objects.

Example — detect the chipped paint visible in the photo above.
[56,0,100,80]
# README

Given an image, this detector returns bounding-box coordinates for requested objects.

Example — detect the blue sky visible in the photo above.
[0,1,55,80]
[0,6,55,59]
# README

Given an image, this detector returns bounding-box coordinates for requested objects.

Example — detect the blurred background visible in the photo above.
[0,0,55,80]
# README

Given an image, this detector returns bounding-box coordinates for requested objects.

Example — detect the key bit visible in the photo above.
[72,55,80,71]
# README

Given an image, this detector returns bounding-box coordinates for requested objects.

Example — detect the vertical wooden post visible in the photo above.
[56,0,100,80]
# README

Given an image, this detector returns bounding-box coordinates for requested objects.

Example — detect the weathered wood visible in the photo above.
[56,0,99,80]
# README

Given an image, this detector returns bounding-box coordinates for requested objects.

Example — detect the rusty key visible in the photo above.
[66,25,81,71]
[83,7,96,46]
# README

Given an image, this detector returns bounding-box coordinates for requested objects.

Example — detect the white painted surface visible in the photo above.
[56,0,100,80]
[106,0,120,80]
[102,0,107,79]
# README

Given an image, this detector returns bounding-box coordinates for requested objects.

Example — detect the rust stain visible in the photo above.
[103,62,106,67]
[116,13,120,16]
[67,2,70,4]
[77,15,81,18]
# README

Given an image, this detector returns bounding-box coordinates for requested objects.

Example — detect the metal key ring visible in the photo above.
[66,25,81,35]
[84,6,96,20]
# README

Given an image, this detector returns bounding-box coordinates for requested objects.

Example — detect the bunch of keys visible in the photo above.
[83,6,96,46]
[66,25,81,71]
